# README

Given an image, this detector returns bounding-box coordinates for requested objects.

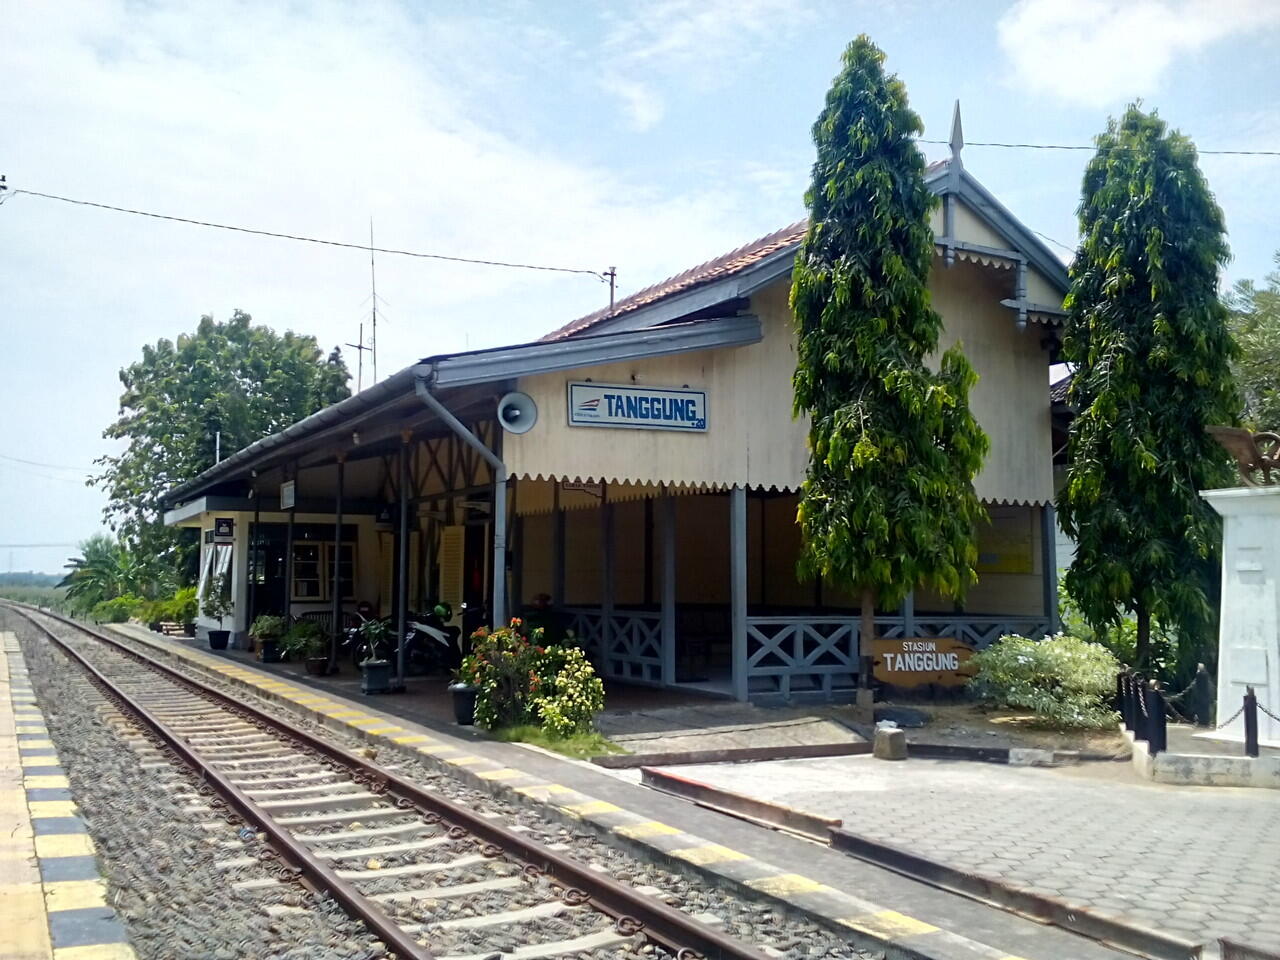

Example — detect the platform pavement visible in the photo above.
[1,631,136,960]
[97,621,1139,960]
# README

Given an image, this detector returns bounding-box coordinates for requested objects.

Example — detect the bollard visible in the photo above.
[1121,673,1135,732]
[1190,663,1214,727]
[1146,682,1167,756]
[1116,672,1126,722]
[1244,687,1259,759]
[1133,673,1150,743]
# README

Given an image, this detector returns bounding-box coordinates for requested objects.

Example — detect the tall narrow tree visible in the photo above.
[791,36,988,691]
[1059,105,1238,670]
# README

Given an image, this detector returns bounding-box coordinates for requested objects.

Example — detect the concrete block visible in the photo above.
[872,726,907,760]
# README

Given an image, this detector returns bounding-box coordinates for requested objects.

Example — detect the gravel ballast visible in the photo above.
[13,609,881,960]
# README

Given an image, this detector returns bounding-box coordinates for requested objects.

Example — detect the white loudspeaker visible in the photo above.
[497,391,538,434]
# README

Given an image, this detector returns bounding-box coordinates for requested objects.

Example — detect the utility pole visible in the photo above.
[606,266,617,310]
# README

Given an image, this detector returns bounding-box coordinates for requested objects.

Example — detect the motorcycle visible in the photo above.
[401,602,465,674]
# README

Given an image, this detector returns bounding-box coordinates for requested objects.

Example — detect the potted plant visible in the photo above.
[174,587,199,638]
[250,614,287,663]
[449,626,489,726]
[358,618,392,694]
[202,574,234,650]
[282,621,328,675]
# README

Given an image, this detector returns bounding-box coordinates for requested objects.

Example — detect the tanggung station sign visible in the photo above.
[870,636,977,689]
[568,381,707,432]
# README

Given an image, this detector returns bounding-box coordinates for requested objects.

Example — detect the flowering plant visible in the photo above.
[458,618,604,735]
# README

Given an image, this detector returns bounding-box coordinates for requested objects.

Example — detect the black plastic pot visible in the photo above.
[361,660,392,694]
[305,656,329,676]
[149,621,163,633]
[448,682,477,726]
[182,622,197,638]
[259,639,282,663]
[208,630,230,650]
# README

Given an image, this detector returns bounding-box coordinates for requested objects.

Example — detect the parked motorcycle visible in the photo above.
[401,602,465,674]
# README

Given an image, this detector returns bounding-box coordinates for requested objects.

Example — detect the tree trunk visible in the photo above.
[1135,602,1151,671]
[859,587,876,689]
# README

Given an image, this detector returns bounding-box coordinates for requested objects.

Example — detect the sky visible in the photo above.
[2,0,1279,574]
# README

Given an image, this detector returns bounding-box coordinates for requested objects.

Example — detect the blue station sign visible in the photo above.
[567,381,707,432]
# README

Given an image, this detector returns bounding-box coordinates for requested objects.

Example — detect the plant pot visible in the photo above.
[149,621,163,633]
[208,630,230,650]
[183,622,197,638]
[361,660,392,694]
[448,682,477,726]
[305,656,329,676]
[259,639,282,663]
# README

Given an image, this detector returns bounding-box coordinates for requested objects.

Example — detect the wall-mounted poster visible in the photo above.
[976,506,1034,574]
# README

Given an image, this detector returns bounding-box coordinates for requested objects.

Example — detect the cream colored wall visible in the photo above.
[1026,265,1063,308]
[507,264,1052,505]
[953,202,1008,249]
[932,260,1054,505]
[505,280,808,492]
[915,504,1046,617]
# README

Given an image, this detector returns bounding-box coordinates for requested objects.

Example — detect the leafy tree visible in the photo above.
[1059,105,1238,671]
[94,311,350,570]
[1226,252,1280,430]
[59,533,170,612]
[790,36,989,688]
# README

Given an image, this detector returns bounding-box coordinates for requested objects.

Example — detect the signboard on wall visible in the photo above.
[567,381,706,432]
[213,517,235,542]
[280,480,296,510]
[870,636,976,688]
[977,506,1034,574]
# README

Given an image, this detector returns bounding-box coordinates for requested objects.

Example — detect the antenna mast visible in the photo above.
[345,322,371,392]
[369,217,378,384]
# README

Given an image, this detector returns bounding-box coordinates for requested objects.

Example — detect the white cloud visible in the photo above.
[595,0,817,131]
[0,0,789,571]
[997,0,1280,107]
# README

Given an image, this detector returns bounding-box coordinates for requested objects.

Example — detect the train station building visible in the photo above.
[161,135,1069,703]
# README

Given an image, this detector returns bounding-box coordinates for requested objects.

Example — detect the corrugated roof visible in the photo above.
[1050,373,1073,404]
[544,161,953,342]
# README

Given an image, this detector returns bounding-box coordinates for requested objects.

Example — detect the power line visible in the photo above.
[0,543,78,549]
[1032,229,1076,256]
[0,452,92,471]
[4,187,613,280]
[918,138,1280,157]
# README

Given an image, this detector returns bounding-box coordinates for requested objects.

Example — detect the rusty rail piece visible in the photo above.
[9,605,774,960]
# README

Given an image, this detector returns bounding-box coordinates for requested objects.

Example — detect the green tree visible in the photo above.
[58,533,170,612]
[790,36,989,688]
[94,311,350,570]
[1226,252,1280,430]
[1059,105,1238,671]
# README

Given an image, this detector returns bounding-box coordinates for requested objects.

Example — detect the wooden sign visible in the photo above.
[870,636,976,688]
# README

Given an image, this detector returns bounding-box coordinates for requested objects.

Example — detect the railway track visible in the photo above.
[9,604,775,960]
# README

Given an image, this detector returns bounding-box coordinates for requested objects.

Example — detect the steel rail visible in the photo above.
[13,606,436,960]
[7,604,774,960]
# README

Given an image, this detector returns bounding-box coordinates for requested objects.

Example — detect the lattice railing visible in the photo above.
[744,615,1050,698]
[561,607,663,684]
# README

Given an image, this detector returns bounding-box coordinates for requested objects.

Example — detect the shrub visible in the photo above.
[969,633,1120,730]
[458,619,605,736]
[281,620,326,659]
[250,614,287,640]
[172,586,198,623]
[91,594,144,623]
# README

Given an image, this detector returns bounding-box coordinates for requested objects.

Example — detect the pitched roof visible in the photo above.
[542,159,978,342]
[542,220,807,342]
[1050,372,1073,405]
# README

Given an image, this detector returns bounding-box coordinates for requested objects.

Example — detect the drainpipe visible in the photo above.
[414,378,508,627]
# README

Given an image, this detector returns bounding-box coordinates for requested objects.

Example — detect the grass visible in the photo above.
[491,724,628,759]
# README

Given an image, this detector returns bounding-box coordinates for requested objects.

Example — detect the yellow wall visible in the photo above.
[507,251,1054,507]
[931,260,1054,505]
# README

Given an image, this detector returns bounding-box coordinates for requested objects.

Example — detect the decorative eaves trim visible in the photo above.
[422,314,762,389]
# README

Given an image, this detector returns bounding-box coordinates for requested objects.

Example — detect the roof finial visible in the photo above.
[949,99,964,168]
